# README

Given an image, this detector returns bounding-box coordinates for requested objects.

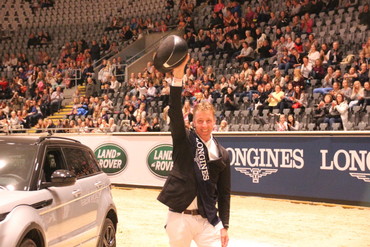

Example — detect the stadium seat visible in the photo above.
[332,123,341,131]
[307,123,316,131]
[319,123,328,131]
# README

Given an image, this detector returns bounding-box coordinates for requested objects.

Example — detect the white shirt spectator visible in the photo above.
[109,78,120,92]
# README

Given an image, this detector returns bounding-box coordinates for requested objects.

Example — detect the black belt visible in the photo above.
[170,208,200,215]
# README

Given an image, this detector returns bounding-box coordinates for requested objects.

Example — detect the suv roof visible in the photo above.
[0,136,81,145]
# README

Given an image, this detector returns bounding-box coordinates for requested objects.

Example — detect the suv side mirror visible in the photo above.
[42,170,77,188]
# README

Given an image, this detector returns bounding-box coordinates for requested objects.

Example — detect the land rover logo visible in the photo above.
[147,144,173,178]
[94,143,127,175]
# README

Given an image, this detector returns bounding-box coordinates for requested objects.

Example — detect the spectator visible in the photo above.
[279,48,302,75]
[277,11,289,28]
[311,59,326,80]
[109,76,120,93]
[343,67,358,85]
[359,81,370,110]
[40,88,51,116]
[276,114,288,131]
[182,100,193,122]
[27,33,39,48]
[258,84,284,116]
[327,41,343,67]
[19,110,28,128]
[357,63,369,85]
[108,117,118,132]
[287,114,300,131]
[85,77,96,98]
[133,102,147,120]
[328,81,341,98]
[300,57,312,81]
[148,116,161,132]
[316,66,335,92]
[313,93,333,129]
[301,13,314,34]
[332,93,349,130]
[8,110,21,130]
[319,43,330,65]
[255,28,267,50]
[235,42,254,62]
[257,39,273,59]
[279,82,295,113]
[307,44,320,66]
[358,4,370,28]
[45,118,56,133]
[293,68,305,89]
[160,80,170,109]
[244,6,255,24]
[293,36,304,54]
[223,87,237,111]
[267,12,279,27]
[244,30,254,48]
[25,100,43,127]
[348,81,364,108]
[133,117,149,132]
[34,118,46,133]
[90,40,101,64]
[340,79,352,101]
[50,86,64,114]
[218,119,229,132]
[291,0,302,16]
[252,60,264,75]
[272,70,285,88]
[291,85,308,110]
[10,92,24,113]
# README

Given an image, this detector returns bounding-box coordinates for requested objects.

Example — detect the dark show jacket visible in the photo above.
[157,85,231,229]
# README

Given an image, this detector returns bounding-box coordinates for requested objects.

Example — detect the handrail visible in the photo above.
[94,26,180,69]
[112,64,127,77]
[93,26,181,84]
[15,127,115,135]
[124,25,180,66]
[93,50,118,68]
[60,68,82,88]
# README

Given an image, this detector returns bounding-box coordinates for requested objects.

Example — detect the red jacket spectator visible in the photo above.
[0,77,9,91]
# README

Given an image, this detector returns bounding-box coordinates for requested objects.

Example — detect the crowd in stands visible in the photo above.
[0,0,369,133]
[0,0,181,133]
[111,0,369,132]
[27,0,55,13]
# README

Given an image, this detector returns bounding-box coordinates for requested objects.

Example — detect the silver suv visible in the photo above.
[0,136,117,247]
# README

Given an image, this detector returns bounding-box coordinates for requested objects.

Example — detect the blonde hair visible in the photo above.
[193,101,215,118]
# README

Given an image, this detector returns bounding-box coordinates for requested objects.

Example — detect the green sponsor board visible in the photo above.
[147,144,173,178]
[94,143,127,175]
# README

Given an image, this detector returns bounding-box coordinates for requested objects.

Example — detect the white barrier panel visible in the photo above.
[70,135,172,187]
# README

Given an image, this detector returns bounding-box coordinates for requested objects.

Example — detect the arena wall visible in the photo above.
[65,132,370,206]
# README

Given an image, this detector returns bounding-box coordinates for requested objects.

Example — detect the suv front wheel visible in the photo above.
[98,218,116,247]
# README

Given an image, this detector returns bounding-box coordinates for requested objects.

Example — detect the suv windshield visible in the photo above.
[0,143,37,191]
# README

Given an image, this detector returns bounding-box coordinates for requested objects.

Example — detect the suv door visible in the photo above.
[61,146,105,245]
[39,147,84,247]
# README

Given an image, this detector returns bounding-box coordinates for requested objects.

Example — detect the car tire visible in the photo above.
[19,238,37,247]
[98,218,116,247]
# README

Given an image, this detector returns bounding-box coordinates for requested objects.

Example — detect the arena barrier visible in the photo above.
[67,132,370,206]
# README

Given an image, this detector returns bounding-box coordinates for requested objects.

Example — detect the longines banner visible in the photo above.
[69,134,370,205]
[218,136,370,205]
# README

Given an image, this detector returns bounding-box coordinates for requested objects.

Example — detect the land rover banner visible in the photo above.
[94,143,128,175]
